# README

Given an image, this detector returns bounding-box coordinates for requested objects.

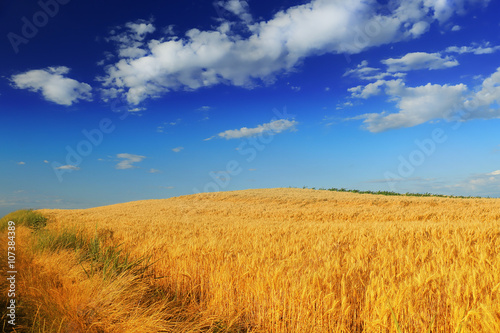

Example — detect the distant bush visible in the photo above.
[0,209,47,231]
[298,186,486,199]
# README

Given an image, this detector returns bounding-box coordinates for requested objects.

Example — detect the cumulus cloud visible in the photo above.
[97,0,487,105]
[382,52,459,72]
[105,19,156,60]
[354,81,467,132]
[55,165,80,171]
[344,60,406,81]
[10,67,92,106]
[463,67,500,117]
[349,67,500,132]
[348,80,387,99]
[212,119,298,140]
[445,42,500,55]
[17,161,26,165]
[115,153,146,169]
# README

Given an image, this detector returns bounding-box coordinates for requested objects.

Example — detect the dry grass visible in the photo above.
[13,188,500,332]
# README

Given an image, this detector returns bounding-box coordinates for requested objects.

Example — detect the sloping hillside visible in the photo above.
[8,188,500,332]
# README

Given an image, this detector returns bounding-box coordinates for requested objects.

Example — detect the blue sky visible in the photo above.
[1,0,500,215]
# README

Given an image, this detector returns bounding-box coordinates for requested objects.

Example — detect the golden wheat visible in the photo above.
[30,188,500,332]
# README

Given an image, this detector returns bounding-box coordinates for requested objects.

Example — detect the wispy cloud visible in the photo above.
[445,42,500,55]
[210,119,298,140]
[172,147,184,153]
[17,161,26,165]
[10,66,92,106]
[0,199,16,207]
[115,153,146,169]
[381,52,459,72]
[197,106,212,111]
[217,0,253,23]
[344,60,406,81]
[55,165,80,171]
[365,177,436,184]
[128,107,146,113]
[157,119,181,133]
[435,170,500,196]
[148,168,161,173]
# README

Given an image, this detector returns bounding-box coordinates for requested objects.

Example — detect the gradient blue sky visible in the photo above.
[2,0,500,216]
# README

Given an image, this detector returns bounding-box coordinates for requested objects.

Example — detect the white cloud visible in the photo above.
[125,20,156,37]
[115,153,145,169]
[445,42,500,55]
[336,101,354,110]
[344,60,406,81]
[10,67,92,106]
[128,107,145,112]
[43,160,49,164]
[451,25,461,31]
[381,52,459,72]
[172,147,184,153]
[55,165,80,171]
[344,60,378,77]
[348,80,387,99]
[409,21,430,36]
[197,106,212,111]
[148,168,161,173]
[442,170,500,195]
[98,0,486,105]
[218,0,253,23]
[215,119,298,139]
[104,19,156,61]
[463,67,500,117]
[349,67,500,132]
[17,161,26,165]
[351,79,468,132]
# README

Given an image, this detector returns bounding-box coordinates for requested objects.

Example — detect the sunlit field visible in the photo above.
[4,188,500,332]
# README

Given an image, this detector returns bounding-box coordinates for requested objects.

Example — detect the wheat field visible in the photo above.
[17,188,500,332]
